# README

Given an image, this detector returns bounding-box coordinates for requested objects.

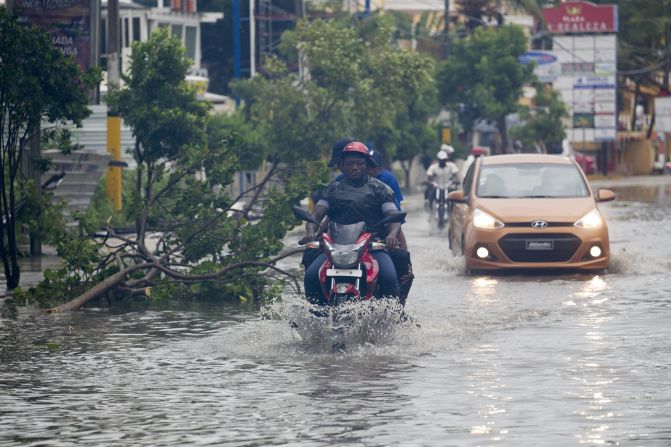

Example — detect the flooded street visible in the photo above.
[2,176,671,446]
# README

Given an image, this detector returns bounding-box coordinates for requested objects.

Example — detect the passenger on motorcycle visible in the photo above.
[302,142,402,305]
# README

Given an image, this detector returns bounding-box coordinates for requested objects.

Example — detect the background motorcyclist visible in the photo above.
[425,146,460,209]
[302,142,401,304]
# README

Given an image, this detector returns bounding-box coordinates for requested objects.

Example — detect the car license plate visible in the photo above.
[326,268,362,277]
[526,240,554,250]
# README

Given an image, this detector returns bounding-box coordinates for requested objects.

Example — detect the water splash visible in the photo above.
[608,247,671,275]
[260,295,417,354]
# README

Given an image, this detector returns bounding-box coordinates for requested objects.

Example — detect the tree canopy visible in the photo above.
[0,7,98,290]
[510,81,567,152]
[232,16,436,164]
[436,24,534,153]
[25,29,325,310]
[593,0,671,90]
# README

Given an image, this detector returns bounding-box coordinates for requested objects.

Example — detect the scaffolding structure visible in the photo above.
[255,0,296,62]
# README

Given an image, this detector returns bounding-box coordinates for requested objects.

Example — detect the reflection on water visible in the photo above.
[1,180,671,445]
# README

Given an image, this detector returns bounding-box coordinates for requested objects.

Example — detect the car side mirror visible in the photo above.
[447,190,466,203]
[292,205,318,224]
[596,189,615,202]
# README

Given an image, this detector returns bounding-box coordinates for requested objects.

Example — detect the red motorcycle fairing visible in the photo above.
[361,252,379,298]
[317,231,380,303]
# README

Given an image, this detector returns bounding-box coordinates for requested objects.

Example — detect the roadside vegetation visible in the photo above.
[0,9,100,291]
[12,17,436,310]
[13,1,634,310]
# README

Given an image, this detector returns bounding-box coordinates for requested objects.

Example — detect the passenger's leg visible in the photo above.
[388,248,409,277]
[398,228,408,252]
[372,250,400,299]
[304,253,327,305]
[387,248,413,306]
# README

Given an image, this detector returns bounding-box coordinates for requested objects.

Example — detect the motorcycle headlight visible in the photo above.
[574,208,602,229]
[473,208,504,229]
[324,240,366,268]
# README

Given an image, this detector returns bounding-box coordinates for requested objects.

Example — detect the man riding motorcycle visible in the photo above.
[426,146,460,210]
[302,142,402,305]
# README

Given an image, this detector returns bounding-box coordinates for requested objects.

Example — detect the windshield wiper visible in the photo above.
[478,195,509,198]
[519,195,553,198]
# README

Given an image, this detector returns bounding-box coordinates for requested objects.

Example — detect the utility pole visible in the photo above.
[664,22,670,93]
[7,0,43,254]
[106,0,122,210]
[295,0,305,19]
[444,0,450,57]
[249,0,256,77]
[107,0,119,88]
[233,0,241,83]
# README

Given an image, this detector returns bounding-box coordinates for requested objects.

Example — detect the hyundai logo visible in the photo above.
[531,220,548,228]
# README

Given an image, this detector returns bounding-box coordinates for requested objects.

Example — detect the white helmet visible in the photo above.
[437,151,448,160]
[440,144,455,155]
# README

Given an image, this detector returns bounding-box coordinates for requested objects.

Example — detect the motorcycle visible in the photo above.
[428,177,460,230]
[293,206,406,306]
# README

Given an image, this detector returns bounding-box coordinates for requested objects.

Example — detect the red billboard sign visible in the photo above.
[14,0,92,72]
[543,1,618,34]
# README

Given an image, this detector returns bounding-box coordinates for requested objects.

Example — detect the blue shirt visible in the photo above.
[336,170,403,211]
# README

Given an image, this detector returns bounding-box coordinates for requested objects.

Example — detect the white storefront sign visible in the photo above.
[550,34,617,143]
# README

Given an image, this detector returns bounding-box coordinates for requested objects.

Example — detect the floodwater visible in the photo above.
[1,176,671,446]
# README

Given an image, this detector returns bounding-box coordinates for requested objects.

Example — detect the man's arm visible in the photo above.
[304,203,328,242]
[384,209,401,248]
[426,165,436,182]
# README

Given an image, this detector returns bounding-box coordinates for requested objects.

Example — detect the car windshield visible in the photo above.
[476,163,589,198]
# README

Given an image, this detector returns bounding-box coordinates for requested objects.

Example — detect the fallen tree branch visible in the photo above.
[47,263,150,313]
[46,247,304,313]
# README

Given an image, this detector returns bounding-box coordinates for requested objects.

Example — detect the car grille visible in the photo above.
[505,222,573,227]
[498,233,581,262]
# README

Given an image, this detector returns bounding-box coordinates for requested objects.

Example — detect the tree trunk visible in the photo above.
[47,264,146,313]
[400,158,413,191]
[664,22,670,93]
[498,117,508,154]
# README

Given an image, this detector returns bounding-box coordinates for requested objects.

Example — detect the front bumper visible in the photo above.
[464,225,610,271]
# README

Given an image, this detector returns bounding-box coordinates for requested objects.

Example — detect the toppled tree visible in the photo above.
[0,8,98,290]
[28,17,433,311]
[21,29,325,312]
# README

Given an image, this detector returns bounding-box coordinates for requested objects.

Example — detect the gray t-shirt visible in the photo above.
[317,176,397,227]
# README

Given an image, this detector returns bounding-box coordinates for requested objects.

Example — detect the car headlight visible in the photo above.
[324,240,366,268]
[574,208,603,229]
[472,208,504,229]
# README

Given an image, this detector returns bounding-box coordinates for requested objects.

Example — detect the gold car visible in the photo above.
[448,154,615,272]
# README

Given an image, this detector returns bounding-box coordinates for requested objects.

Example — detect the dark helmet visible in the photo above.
[327,138,354,167]
[368,149,383,167]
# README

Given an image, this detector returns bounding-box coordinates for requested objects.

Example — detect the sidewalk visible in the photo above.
[588,174,671,188]
[0,255,61,297]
